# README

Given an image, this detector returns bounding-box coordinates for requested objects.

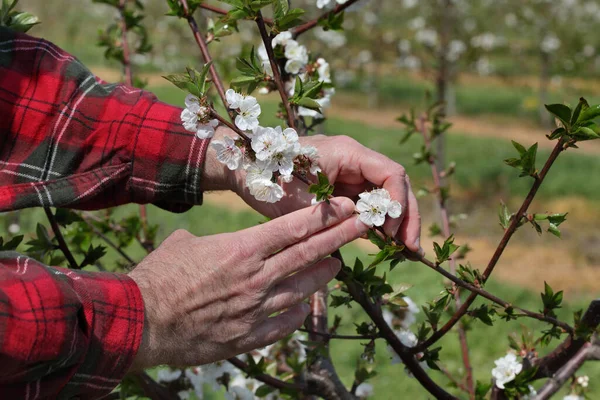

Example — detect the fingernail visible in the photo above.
[355,217,370,234]
[391,224,400,238]
[301,302,311,314]
[337,198,356,217]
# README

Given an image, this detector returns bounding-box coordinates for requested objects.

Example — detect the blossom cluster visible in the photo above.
[258,31,335,120]
[156,335,313,400]
[203,89,321,203]
[382,296,426,376]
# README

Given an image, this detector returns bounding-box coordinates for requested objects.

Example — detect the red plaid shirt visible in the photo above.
[0,26,210,398]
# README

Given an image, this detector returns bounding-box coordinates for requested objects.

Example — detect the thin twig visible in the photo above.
[79,215,136,266]
[439,363,471,394]
[298,328,379,341]
[44,207,79,269]
[416,139,569,352]
[255,11,296,129]
[417,113,474,397]
[179,0,231,117]
[227,357,304,391]
[293,0,362,38]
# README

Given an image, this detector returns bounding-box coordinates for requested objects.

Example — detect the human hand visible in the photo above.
[128,197,368,370]
[225,133,422,254]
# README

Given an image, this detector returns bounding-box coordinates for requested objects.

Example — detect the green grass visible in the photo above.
[341,75,600,121]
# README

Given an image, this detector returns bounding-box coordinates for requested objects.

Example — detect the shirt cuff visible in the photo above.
[129,98,211,213]
[61,268,144,396]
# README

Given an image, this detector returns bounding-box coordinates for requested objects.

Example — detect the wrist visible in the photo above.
[201,125,238,192]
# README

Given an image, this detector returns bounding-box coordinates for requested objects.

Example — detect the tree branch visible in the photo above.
[531,299,600,379]
[293,0,362,38]
[333,250,457,400]
[179,0,230,116]
[255,11,296,129]
[198,3,273,24]
[534,341,593,399]
[44,207,78,269]
[227,357,304,391]
[298,329,379,341]
[416,138,569,351]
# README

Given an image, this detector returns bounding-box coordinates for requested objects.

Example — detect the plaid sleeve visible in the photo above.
[0,251,144,399]
[0,26,210,213]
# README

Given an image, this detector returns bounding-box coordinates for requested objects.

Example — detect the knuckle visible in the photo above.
[170,228,192,240]
[395,164,407,178]
[336,135,357,147]
[284,218,310,244]
[297,242,318,266]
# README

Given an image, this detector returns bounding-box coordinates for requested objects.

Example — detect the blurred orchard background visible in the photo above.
[4,0,600,398]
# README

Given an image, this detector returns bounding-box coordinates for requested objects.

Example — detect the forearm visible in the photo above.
[0,251,144,398]
[0,26,220,212]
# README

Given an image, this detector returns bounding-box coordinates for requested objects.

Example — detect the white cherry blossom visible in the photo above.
[156,368,182,383]
[257,44,273,76]
[577,375,589,387]
[491,352,523,389]
[181,94,214,137]
[563,395,584,400]
[225,386,254,400]
[252,126,286,162]
[355,382,374,398]
[235,96,261,131]
[285,58,307,75]
[316,58,331,83]
[249,178,285,203]
[226,89,243,109]
[211,135,243,170]
[300,145,321,175]
[195,119,219,139]
[356,188,403,227]
[272,31,292,48]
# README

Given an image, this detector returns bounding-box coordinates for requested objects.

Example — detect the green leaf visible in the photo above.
[0,235,23,251]
[275,8,305,30]
[433,235,459,264]
[544,103,572,128]
[571,97,589,125]
[272,0,288,19]
[475,381,492,400]
[577,103,600,124]
[367,230,387,250]
[511,140,527,156]
[80,244,107,268]
[498,201,511,230]
[308,172,334,202]
[54,209,82,227]
[572,125,600,141]
[255,385,276,397]
[470,304,495,326]
[5,11,40,32]
[295,97,321,111]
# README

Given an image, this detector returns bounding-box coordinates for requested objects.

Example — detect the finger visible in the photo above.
[398,175,423,255]
[239,303,310,351]
[246,197,355,257]
[356,149,408,237]
[264,215,370,279]
[261,258,341,316]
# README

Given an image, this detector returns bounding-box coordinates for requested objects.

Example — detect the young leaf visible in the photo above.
[571,97,590,125]
[308,172,334,202]
[0,235,23,251]
[498,201,511,229]
[433,235,459,264]
[544,103,572,128]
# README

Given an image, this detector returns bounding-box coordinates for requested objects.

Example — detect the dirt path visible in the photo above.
[330,96,600,155]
